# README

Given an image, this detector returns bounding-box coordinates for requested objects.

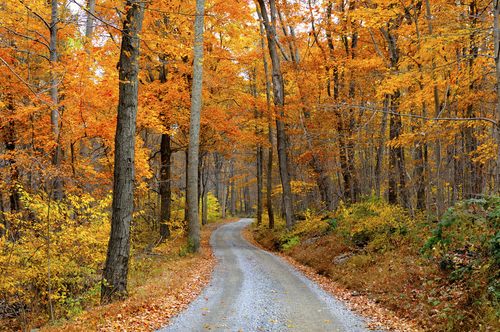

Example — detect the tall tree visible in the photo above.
[186,0,205,253]
[49,0,62,200]
[257,0,294,231]
[160,132,172,240]
[101,0,145,303]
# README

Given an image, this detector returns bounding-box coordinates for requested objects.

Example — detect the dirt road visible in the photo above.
[156,219,370,332]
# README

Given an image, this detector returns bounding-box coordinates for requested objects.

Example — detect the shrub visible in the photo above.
[334,195,416,251]
[0,188,111,322]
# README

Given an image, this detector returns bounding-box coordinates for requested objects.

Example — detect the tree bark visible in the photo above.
[494,0,500,191]
[186,0,205,253]
[257,0,294,231]
[375,98,388,198]
[257,145,263,225]
[230,163,235,215]
[425,0,444,215]
[387,92,408,207]
[50,0,62,200]
[101,0,144,303]
[160,132,171,240]
[257,6,275,229]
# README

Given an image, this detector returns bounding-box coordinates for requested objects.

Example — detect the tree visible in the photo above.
[101,0,145,303]
[186,0,205,253]
[257,0,295,231]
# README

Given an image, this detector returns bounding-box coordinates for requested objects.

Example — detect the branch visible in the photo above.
[367,28,391,67]
[70,0,122,32]
[0,56,52,108]
[274,37,291,62]
[316,102,497,126]
[0,26,49,50]
[0,44,50,61]
[26,5,51,30]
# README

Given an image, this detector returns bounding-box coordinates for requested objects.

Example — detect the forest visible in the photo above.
[1,0,500,330]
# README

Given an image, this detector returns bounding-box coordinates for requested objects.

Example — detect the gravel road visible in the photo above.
[156,218,371,332]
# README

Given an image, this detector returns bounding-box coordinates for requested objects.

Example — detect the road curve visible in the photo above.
[156,218,370,332]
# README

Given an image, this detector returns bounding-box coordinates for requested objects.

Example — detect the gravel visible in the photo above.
[155,218,371,332]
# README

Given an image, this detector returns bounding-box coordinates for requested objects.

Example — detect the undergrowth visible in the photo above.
[0,188,224,331]
[251,195,500,331]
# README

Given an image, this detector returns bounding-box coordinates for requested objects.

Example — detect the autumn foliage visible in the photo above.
[2,0,500,330]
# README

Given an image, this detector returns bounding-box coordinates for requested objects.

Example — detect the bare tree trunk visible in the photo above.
[388,91,408,207]
[5,97,20,219]
[200,153,208,225]
[415,140,426,210]
[160,132,171,240]
[375,97,389,198]
[101,0,144,303]
[267,125,275,229]
[85,0,96,41]
[81,0,96,160]
[50,0,62,200]
[230,163,235,215]
[186,0,205,253]
[257,7,275,228]
[202,185,208,225]
[257,145,263,225]
[494,0,500,191]
[0,192,4,239]
[434,90,445,214]
[221,165,227,219]
[184,149,188,224]
[214,152,222,209]
[425,0,444,215]
[257,0,294,231]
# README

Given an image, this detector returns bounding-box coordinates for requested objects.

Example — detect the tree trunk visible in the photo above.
[202,187,208,225]
[257,0,294,231]
[50,0,62,200]
[257,145,263,225]
[201,153,208,225]
[186,0,205,253]
[85,0,96,41]
[257,7,275,228]
[415,141,426,210]
[0,192,4,239]
[101,0,144,303]
[5,97,20,217]
[184,149,188,225]
[214,152,222,209]
[230,163,235,215]
[375,97,389,198]
[494,0,500,191]
[425,0,444,215]
[388,92,408,207]
[160,132,171,240]
[221,188,227,219]
[267,125,275,229]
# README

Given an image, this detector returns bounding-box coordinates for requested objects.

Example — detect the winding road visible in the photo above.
[156,219,370,332]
